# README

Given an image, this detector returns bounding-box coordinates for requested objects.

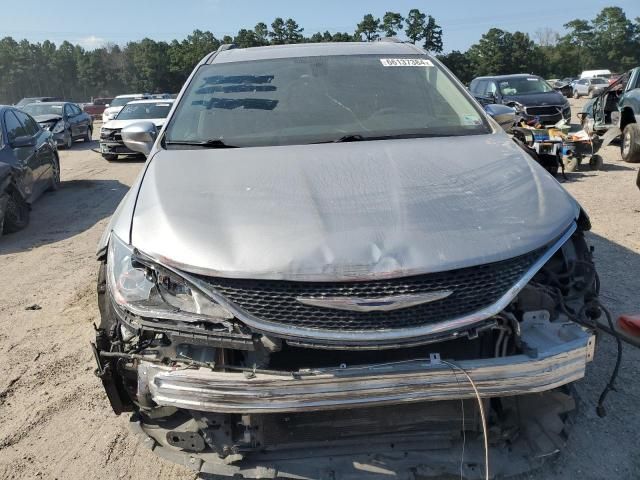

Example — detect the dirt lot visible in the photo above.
[0,98,639,480]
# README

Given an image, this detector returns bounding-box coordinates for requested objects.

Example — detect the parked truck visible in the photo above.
[83,97,114,120]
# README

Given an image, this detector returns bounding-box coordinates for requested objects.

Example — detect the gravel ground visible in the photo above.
[0,99,638,480]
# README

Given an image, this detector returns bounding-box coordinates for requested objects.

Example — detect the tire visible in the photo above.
[621,123,640,163]
[62,130,73,149]
[573,90,579,99]
[102,153,117,162]
[4,191,30,233]
[564,157,579,172]
[84,126,93,142]
[47,155,61,191]
[588,89,594,99]
[589,154,603,171]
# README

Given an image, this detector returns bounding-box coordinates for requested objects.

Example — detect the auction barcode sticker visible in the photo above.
[380,58,434,67]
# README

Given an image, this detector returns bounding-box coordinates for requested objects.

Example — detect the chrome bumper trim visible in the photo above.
[138,320,594,414]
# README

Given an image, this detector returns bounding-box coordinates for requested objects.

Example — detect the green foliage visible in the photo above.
[437,50,474,83]
[356,14,381,42]
[269,18,287,45]
[423,15,443,53]
[382,12,404,37]
[285,19,304,44]
[405,9,426,44]
[254,23,270,46]
[1,6,638,104]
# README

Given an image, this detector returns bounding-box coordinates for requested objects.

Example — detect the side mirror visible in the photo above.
[121,121,158,156]
[11,135,36,148]
[484,104,516,131]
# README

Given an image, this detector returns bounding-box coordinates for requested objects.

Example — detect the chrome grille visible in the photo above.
[203,249,544,332]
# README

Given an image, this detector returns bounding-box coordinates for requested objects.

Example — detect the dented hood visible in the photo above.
[131,134,578,280]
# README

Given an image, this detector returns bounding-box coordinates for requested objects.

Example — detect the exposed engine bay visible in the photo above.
[92,224,607,479]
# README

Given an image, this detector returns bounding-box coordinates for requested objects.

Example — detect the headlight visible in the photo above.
[506,101,524,113]
[52,120,65,133]
[106,233,233,322]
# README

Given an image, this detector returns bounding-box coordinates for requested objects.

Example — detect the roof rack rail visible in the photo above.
[217,44,237,52]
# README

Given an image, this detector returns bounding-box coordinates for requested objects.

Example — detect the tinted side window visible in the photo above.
[4,111,27,142]
[14,111,39,136]
[485,81,497,95]
[72,104,82,115]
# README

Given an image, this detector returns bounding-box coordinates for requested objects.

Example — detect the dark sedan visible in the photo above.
[470,74,571,126]
[22,102,93,149]
[0,106,60,233]
[15,96,62,108]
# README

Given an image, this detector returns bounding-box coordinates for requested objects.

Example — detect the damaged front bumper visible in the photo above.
[138,319,594,414]
[94,226,602,478]
[100,140,137,156]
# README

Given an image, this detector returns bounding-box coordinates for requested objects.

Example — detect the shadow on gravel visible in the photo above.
[87,148,147,163]
[0,179,129,254]
[65,139,97,152]
[559,164,636,183]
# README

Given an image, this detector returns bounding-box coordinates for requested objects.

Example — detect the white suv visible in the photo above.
[101,94,149,123]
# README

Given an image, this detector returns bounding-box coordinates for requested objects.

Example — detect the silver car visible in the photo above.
[573,77,609,98]
[94,41,604,478]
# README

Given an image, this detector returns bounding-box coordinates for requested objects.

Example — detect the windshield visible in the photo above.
[498,77,553,95]
[116,102,173,120]
[165,54,489,147]
[22,103,64,116]
[591,78,608,85]
[111,97,138,107]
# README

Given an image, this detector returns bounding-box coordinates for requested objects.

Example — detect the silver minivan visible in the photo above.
[93,41,605,479]
[573,77,610,98]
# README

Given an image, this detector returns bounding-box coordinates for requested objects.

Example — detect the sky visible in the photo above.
[2,0,639,52]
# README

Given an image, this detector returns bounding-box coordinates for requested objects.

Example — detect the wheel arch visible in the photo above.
[620,107,636,130]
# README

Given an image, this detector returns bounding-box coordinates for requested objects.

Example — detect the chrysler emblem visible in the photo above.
[296,291,453,312]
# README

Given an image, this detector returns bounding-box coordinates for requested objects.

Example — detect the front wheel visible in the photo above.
[573,90,579,99]
[47,155,61,191]
[4,191,30,233]
[63,130,73,149]
[621,123,640,163]
[102,153,117,162]
[84,126,93,142]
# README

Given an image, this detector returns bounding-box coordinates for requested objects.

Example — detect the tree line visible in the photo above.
[438,6,640,84]
[0,6,637,104]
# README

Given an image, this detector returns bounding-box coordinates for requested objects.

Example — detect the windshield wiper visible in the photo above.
[165,139,239,148]
[332,134,365,142]
[318,132,441,144]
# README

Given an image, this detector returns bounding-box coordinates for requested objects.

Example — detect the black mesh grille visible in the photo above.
[202,250,544,332]
[525,106,561,116]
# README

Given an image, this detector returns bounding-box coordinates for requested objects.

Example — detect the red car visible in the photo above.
[83,97,114,119]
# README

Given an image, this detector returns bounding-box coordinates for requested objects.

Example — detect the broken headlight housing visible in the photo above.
[106,233,233,323]
[52,120,65,134]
